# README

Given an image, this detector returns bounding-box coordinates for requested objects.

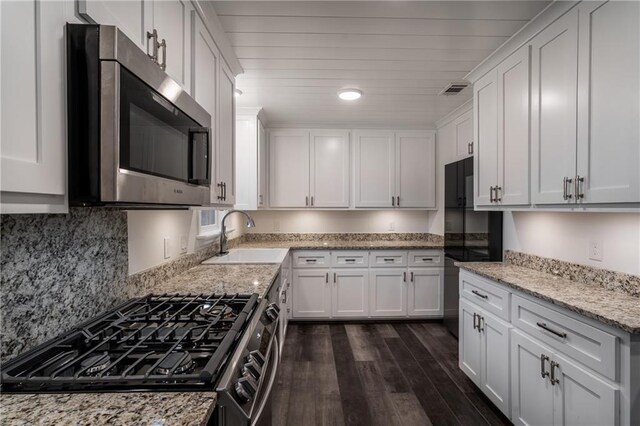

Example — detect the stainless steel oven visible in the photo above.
[67,24,211,207]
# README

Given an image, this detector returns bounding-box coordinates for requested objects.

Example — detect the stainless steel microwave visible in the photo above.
[67,24,211,207]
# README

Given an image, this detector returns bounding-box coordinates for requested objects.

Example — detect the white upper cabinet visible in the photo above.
[474,69,499,207]
[497,45,530,206]
[258,119,268,208]
[152,0,192,90]
[454,110,474,158]
[354,130,396,208]
[310,130,350,208]
[216,60,236,205]
[576,0,640,204]
[78,0,151,51]
[269,130,310,208]
[396,132,436,208]
[1,0,69,213]
[234,113,258,211]
[531,9,579,205]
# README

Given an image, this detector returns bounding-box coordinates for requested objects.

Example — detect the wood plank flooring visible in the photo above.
[264,322,511,426]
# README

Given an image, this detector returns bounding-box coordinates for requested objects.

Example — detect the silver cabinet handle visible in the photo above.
[495,186,501,202]
[473,313,478,330]
[403,272,406,282]
[540,354,550,379]
[217,182,224,200]
[344,258,356,263]
[305,258,317,263]
[536,322,567,339]
[259,194,263,205]
[471,289,488,299]
[310,196,314,206]
[383,258,395,262]
[305,196,309,206]
[410,272,414,282]
[489,186,495,203]
[468,141,474,155]
[563,177,573,200]
[396,196,400,206]
[147,29,159,63]
[478,316,485,333]
[159,38,167,71]
[223,182,227,201]
[392,196,395,207]
[575,175,584,200]
[333,272,336,283]
[422,258,434,262]
[325,272,328,283]
[550,361,560,385]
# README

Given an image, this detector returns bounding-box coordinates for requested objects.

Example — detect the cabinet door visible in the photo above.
[531,9,579,205]
[217,61,236,205]
[511,330,554,426]
[474,69,499,207]
[310,130,350,208]
[407,268,442,317]
[234,115,258,210]
[257,119,268,207]
[78,0,151,51]
[1,0,67,213]
[577,0,640,204]
[454,110,473,159]
[332,269,369,318]
[459,299,482,386]
[395,132,436,208]
[480,312,511,417]
[152,0,191,90]
[354,131,395,207]
[292,269,331,318]
[191,12,218,203]
[497,45,530,206]
[551,352,618,426]
[269,130,310,208]
[369,269,406,317]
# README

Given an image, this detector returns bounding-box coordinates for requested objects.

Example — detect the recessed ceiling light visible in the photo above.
[337,88,363,101]
[234,89,243,98]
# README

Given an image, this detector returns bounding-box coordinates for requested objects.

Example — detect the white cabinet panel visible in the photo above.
[407,268,443,317]
[531,9,579,205]
[481,313,511,416]
[1,0,68,212]
[577,0,640,204]
[78,0,151,51]
[369,269,406,317]
[332,269,369,318]
[552,352,618,426]
[474,69,499,207]
[459,299,482,386]
[152,0,190,90]
[269,130,310,208]
[310,130,350,208]
[497,45,530,205]
[234,114,258,210]
[395,131,436,208]
[258,119,268,207]
[354,131,395,208]
[292,269,331,318]
[455,110,474,158]
[511,330,555,426]
[217,60,235,205]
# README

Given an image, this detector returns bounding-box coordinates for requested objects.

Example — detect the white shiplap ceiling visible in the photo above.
[212,1,550,128]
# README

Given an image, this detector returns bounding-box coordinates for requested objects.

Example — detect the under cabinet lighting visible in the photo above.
[337,88,363,101]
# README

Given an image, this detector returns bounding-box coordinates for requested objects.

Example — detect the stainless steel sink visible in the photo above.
[202,248,289,264]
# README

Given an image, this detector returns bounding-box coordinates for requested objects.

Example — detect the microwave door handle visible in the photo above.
[188,128,210,185]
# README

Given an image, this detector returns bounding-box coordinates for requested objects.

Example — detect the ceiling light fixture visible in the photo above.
[234,89,243,98]
[337,88,363,101]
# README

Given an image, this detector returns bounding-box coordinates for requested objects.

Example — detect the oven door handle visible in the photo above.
[251,335,280,426]
[187,127,211,185]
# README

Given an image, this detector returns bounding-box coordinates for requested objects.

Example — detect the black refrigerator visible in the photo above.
[443,157,502,338]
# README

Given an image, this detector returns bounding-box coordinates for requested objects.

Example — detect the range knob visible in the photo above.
[234,377,257,403]
[246,350,265,368]
[264,303,280,323]
[241,358,262,381]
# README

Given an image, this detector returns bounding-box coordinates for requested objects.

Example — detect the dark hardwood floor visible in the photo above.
[264,322,511,426]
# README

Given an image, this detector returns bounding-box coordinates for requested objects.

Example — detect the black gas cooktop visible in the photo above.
[1,293,259,393]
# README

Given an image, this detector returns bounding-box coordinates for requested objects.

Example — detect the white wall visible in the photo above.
[247,210,431,234]
[504,211,640,275]
[127,209,245,275]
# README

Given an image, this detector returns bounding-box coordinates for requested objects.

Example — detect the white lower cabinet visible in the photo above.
[291,269,331,318]
[511,330,618,426]
[332,269,369,318]
[369,268,407,317]
[407,268,443,317]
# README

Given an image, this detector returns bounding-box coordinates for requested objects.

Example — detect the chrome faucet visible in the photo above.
[220,210,256,254]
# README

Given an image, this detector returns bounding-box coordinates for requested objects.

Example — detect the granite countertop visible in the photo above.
[0,264,282,426]
[457,262,640,334]
[234,239,444,250]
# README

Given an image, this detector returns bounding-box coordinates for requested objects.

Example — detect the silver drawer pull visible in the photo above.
[536,322,567,339]
[471,289,488,299]
[345,259,356,263]
[305,259,317,263]
[383,258,395,262]
[421,258,434,262]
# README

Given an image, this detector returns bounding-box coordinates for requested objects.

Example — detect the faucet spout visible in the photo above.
[219,210,256,254]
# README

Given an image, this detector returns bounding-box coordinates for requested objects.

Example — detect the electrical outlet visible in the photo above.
[589,240,603,261]
[180,235,187,254]
[164,237,171,259]
[389,221,395,231]
[274,221,280,232]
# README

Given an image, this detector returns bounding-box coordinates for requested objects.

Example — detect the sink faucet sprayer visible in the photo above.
[220,210,255,254]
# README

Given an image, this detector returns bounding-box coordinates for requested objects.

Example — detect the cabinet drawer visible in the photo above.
[370,251,407,267]
[292,251,330,268]
[511,294,618,380]
[460,272,510,321]
[408,250,444,267]
[331,251,369,267]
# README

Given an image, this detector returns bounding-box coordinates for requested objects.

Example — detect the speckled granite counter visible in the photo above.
[0,392,216,426]
[235,239,443,250]
[457,262,640,334]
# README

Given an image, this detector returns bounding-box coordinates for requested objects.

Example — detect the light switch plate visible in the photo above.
[589,240,603,261]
